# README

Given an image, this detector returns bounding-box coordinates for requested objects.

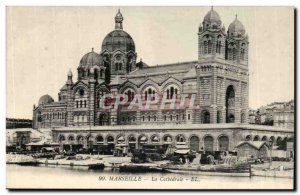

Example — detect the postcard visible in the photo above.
[6,6,295,190]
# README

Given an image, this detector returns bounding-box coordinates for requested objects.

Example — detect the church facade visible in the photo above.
[32,8,293,153]
[33,8,249,129]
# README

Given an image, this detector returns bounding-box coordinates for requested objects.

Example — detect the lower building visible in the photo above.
[51,124,293,154]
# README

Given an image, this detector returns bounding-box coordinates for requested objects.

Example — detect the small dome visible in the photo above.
[38,95,54,105]
[228,15,245,37]
[203,7,222,27]
[101,30,135,52]
[68,69,73,77]
[79,50,102,70]
[115,9,123,23]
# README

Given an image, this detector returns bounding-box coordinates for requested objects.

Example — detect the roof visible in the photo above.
[236,141,267,150]
[203,7,222,25]
[228,16,246,37]
[123,61,197,85]
[129,61,196,75]
[26,139,49,146]
[79,51,102,69]
[110,75,123,86]
[183,67,197,79]
[101,29,135,52]
[38,94,54,105]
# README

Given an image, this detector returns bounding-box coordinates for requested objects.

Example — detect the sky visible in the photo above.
[6,6,294,119]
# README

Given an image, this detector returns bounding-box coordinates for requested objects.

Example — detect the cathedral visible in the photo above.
[32,8,292,153]
[33,8,249,129]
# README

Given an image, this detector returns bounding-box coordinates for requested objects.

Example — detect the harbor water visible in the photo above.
[6,164,293,189]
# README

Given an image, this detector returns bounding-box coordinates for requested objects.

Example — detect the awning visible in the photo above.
[152,136,159,141]
[42,147,55,151]
[50,142,59,146]
[175,144,189,149]
[140,136,147,141]
[116,144,128,147]
[174,149,190,154]
[165,137,172,142]
[117,136,125,141]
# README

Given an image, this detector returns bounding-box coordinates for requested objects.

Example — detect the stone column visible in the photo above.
[211,65,217,123]
[66,85,74,127]
[235,81,242,123]
[221,77,226,123]
[88,79,95,126]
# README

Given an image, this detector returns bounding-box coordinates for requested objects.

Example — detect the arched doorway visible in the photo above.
[218,135,229,151]
[99,113,108,126]
[269,136,275,144]
[226,85,235,123]
[253,135,260,141]
[162,135,173,153]
[151,135,160,143]
[128,135,136,153]
[262,136,268,141]
[201,110,210,124]
[241,113,246,123]
[245,135,252,141]
[106,135,115,154]
[138,135,148,149]
[217,111,221,123]
[204,136,214,152]
[189,136,200,152]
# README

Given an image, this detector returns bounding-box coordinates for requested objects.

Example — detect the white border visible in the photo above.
[1,0,298,194]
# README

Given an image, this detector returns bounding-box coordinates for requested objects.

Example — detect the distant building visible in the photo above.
[248,100,294,129]
[6,118,32,129]
[273,100,294,129]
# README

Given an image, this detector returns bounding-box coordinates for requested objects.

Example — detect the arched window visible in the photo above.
[228,43,237,61]
[118,63,122,70]
[84,100,87,108]
[217,111,221,123]
[208,40,212,54]
[241,113,246,123]
[94,69,98,80]
[241,43,246,61]
[165,85,179,99]
[124,89,135,102]
[202,34,212,54]
[96,135,104,144]
[115,63,118,70]
[143,87,156,101]
[216,35,222,54]
[201,110,210,124]
[176,135,186,143]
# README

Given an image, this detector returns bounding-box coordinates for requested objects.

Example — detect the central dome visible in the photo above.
[101,9,135,53]
[101,30,135,52]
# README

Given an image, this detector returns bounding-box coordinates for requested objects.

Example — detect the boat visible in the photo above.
[251,168,294,178]
[16,161,41,166]
[88,163,105,170]
[119,163,164,173]
[161,163,251,177]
